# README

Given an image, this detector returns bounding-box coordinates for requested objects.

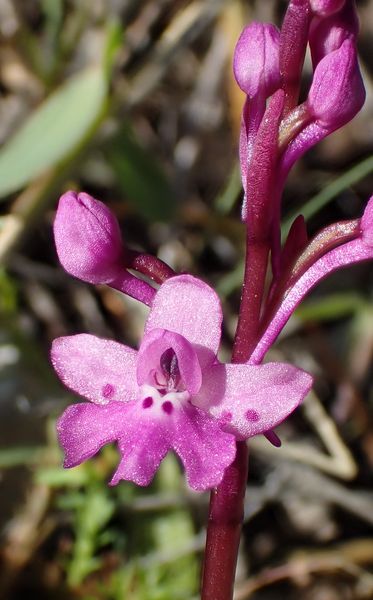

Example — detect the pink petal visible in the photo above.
[145,275,222,369]
[172,403,237,491]
[51,334,137,404]
[58,397,236,491]
[137,328,202,395]
[112,400,236,490]
[194,363,313,439]
[111,402,171,486]
[57,401,130,467]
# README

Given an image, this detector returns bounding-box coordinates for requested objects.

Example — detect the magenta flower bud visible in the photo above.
[54,191,125,284]
[233,22,280,99]
[307,39,365,130]
[309,1,359,66]
[310,0,345,16]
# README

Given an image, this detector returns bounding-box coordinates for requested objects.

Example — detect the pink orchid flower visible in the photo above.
[51,274,312,491]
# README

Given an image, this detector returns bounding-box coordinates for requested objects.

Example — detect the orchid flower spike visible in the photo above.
[51,275,312,491]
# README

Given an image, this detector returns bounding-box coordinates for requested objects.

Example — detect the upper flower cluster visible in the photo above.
[234,0,365,233]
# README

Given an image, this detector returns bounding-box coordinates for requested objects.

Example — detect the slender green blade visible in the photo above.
[0,67,107,198]
[282,154,373,239]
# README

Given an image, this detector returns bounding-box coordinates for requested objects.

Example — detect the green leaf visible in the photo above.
[0,446,44,468]
[105,127,175,221]
[67,486,115,586]
[214,164,241,215]
[282,154,373,239]
[0,67,107,198]
[295,292,366,322]
[37,465,90,487]
[0,268,17,315]
[216,259,244,296]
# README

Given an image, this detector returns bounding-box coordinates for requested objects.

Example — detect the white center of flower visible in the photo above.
[139,347,190,415]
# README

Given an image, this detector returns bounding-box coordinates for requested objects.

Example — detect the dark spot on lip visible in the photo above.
[246,409,260,422]
[162,401,173,415]
[220,411,232,424]
[143,397,153,408]
[102,383,115,399]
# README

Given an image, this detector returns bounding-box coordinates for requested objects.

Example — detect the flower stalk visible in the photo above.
[201,441,248,600]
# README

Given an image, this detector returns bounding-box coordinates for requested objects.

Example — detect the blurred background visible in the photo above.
[0,0,372,598]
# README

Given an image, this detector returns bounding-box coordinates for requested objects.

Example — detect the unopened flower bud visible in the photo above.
[307,39,365,130]
[309,1,359,66]
[54,191,125,284]
[233,22,280,99]
[310,0,345,16]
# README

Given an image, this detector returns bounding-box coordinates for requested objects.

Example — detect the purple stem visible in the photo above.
[127,251,176,284]
[201,99,281,599]
[201,6,310,593]
[109,271,156,306]
[232,240,270,363]
[279,0,312,114]
[240,95,266,219]
[200,442,249,600]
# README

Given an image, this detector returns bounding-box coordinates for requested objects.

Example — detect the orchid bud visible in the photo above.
[310,0,345,16]
[309,1,359,66]
[54,191,125,284]
[307,39,365,130]
[233,22,280,99]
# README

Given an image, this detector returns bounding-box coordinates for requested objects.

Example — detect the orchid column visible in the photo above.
[201,1,367,598]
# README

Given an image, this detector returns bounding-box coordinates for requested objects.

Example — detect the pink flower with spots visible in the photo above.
[51,274,312,491]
